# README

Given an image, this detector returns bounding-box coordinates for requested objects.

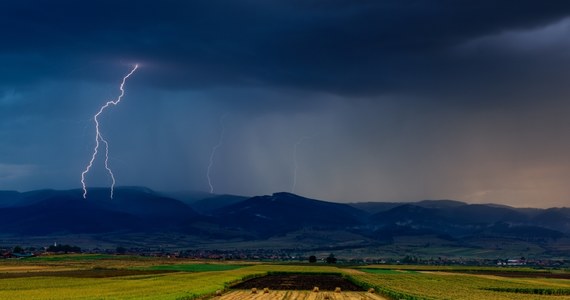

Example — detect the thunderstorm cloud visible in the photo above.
[1,0,570,207]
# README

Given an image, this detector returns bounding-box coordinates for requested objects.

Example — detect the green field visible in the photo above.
[145,263,246,272]
[351,270,570,300]
[1,256,570,299]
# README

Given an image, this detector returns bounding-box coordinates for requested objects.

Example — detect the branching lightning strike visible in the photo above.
[291,136,311,194]
[81,65,139,199]
[206,113,228,194]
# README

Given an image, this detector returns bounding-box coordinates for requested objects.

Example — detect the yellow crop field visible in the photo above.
[0,265,52,272]
[0,266,265,300]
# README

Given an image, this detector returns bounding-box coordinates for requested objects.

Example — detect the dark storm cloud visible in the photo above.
[2,0,570,95]
[3,1,570,207]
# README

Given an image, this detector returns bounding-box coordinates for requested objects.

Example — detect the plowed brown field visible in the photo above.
[231,274,363,291]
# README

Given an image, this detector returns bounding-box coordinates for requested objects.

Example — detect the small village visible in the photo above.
[1,244,568,268]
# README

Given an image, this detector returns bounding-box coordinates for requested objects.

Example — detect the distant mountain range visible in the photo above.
[1,187,569,257]
[0,187,200,235]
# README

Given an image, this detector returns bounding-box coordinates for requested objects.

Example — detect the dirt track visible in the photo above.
[218,290,387,300]
[224,274,385,300]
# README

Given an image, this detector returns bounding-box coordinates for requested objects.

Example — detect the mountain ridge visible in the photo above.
[1,187,570,257]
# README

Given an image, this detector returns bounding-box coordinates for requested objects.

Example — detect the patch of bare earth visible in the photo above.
[231,274,363,291]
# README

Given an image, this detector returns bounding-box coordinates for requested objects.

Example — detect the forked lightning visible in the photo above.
[206,113,228,194]
[81,65,139,199]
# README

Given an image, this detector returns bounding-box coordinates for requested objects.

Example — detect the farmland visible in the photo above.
[1,255,570,299]
[219,290,386,300]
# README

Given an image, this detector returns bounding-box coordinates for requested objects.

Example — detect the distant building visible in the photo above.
[497,258,526,266]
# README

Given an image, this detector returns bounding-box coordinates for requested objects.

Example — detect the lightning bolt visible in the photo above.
[81,64,139,199]
[206,113,228,194]
[291,136,311,194]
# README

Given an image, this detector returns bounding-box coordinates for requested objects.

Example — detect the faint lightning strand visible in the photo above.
[81,64,139,199]
[291,136,311,194]
[206,113,229,194]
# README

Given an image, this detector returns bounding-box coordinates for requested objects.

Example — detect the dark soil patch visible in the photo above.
[0,268,176,279]
[231,274,364,291]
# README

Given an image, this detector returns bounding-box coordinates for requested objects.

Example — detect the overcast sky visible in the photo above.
[2,1,570,207]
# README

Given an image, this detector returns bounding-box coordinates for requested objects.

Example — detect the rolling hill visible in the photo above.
[214,192,366,238]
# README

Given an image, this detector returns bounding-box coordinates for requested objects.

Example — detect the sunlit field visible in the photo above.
[219,290,385,300]
[1,255,570,299]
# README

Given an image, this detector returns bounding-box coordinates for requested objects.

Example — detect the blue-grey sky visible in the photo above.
[2,0,570,207]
